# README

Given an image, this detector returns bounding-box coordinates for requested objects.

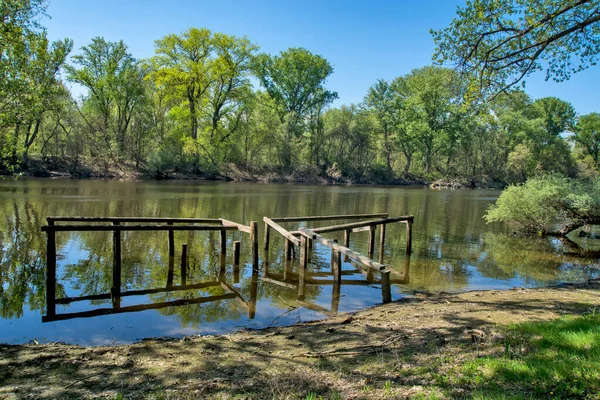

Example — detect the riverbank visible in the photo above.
[2,282,598,399]
[1,157,508,188]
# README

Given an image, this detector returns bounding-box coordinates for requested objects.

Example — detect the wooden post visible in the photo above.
[284,239,292,260]
[167,255,174,288]
[379,223,386,263]
[263,222,270,251]
[300,236,308,269]
[46,228,56,317]
[330,239,338,273]
[381,270,392,304]
[250,221,259,268]
[112,222,122,303]
[181,243,188,286]
[219,254,226,280]
[406,219,413,255]
[344,230,350,247]
[368,225,376,256]
[220,229,227,255]
[233,240,241,265]
[168,222,174,258]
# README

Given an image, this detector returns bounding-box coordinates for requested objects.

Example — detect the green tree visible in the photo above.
[253,47,337,169]
[66,37,145,160]
[573,112,600,167]
[432,0,600,96]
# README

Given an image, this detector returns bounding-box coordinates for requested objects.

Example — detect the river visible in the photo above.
[1,179,598,345]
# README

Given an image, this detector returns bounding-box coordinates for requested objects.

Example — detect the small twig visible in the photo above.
[64,371,105,389]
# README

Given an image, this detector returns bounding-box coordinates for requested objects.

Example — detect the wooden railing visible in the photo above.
[42,216,258,318]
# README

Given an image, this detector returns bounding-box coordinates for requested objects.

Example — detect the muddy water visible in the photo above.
[1,179,598,344]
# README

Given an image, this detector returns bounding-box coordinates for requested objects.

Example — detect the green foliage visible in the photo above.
[486,175,600,234]
[432,0,600,96]
[573,112,600,167]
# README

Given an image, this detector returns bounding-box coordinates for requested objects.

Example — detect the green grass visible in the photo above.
[457,315,600,399]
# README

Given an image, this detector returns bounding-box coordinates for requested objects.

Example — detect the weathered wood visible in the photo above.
[250,221,259,268]
[220,229,227,255]
[55,281,223,304]
[332,244,342,284]
[46,229,56,317]
[263,217,300,245]
[219,218,252,233]
[233,241,241,265]
[42,224,239,232]
[249,267,259,319]
[270,213,388,222]
[298,262,306,300]
[379,223,386,263]
[263,222,270,250]
[368,225,376,255]
[42,293,237,322]
[406,219,413,254]
[112,222,122,301]
[351,226,372,233]
[344,230,350,246]
[381,270,392,304]
[300,236,308,269]
[300,228,387,272]
[308,216,414,235]
[47,216,222,223]
[181,243,188,286]
[285,239,293,260]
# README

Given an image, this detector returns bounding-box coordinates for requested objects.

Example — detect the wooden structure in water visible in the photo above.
[263,213,414,304]
[42,216,259,320]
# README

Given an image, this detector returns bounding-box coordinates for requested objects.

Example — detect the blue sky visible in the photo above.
[43,0,600,115]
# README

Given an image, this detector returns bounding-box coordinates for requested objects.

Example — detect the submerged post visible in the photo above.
[284,239,292,260]
[406,219,413,255]
[233,240,241,266]
[368,225,376,255]
[331,239,341,283]
[300,235,308,268]
[379,223,386,263]
[263,222,270,251]
[112,221,122,304]
[46,227,56,317]
[181,243,188,286]
[250,221,259,268]
[220,229,227,255]
[381,270,391,304]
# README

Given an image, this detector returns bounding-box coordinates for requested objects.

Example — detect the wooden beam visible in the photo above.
[270,213,389,223]
[263,217,300,245]
[47,216,222,223]
[300,228,387,272]
[219,218,252,234]
[233,241,241,265]
[42,224,239,232]
[250,221,259,268]
[45,229,56,317]
[309,216,414,235]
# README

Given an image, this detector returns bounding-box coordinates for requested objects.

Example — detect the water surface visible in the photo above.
[1,179,598,345]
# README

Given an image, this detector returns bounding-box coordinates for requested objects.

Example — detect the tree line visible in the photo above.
[2,0,599,185]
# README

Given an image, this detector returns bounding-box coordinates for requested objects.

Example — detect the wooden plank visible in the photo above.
[42,293,237,322]
[310,216,413,235]
[270,213,389,223]
[42,224,239,232]
[263,217,300,245]
[219,218,252,234]
[47,216,222,223]
[55,281,223,304]
[300,228,387,272]
[351,226,372,233]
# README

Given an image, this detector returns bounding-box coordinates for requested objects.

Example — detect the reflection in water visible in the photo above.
[1,179,599,345]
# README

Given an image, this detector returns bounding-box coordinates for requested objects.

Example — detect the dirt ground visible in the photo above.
[1,282,599,399]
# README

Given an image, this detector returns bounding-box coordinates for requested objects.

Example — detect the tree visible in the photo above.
[253,47,338,168]
[432,0,600,96]
[573,112,600,167]
[364,80,396,171]
[486,175,600,236]
[66,37,145,160]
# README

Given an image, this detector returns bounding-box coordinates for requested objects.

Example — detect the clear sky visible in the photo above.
[43,0,600,115]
